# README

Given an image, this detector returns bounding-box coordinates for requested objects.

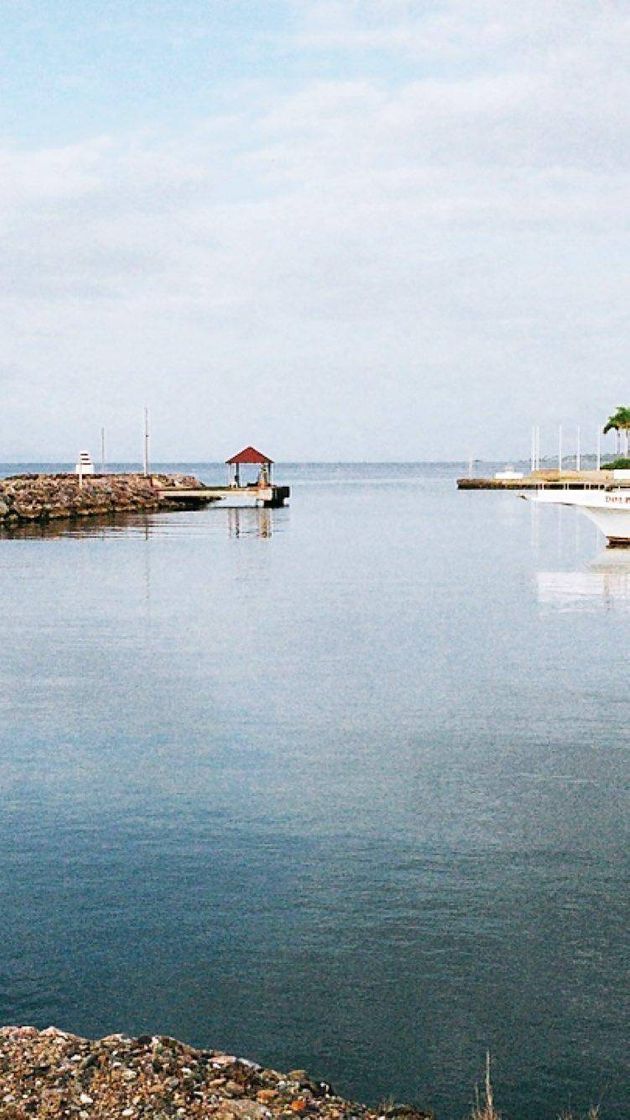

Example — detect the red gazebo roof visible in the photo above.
[225,445,274,465]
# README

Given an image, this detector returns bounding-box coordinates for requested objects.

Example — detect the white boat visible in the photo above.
[525,487,630,546]
[495,465,524,480]
[74,450,95,475]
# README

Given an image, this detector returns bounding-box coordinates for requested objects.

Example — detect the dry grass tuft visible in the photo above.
[470,1052,500,1120]
[468,1055,602,1120]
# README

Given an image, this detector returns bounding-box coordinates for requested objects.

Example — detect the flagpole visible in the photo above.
[143,408,150,477]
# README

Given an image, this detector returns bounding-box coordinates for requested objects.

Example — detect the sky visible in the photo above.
[1,0,628,462]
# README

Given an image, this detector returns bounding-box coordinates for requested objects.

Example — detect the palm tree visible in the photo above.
[603,406,630,455]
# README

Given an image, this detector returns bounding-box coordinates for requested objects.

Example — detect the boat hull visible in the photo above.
[526,489,630,546]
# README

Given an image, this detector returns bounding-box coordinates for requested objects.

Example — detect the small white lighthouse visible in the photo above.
[74,450,95,475]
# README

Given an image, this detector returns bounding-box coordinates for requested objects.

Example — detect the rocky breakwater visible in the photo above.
[0,1027,431,1120]
[0,473,213,526]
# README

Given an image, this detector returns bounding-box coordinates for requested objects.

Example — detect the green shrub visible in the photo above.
[602,457,630,469]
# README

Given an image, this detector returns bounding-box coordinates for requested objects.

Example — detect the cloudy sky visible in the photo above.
[1,0,628,461]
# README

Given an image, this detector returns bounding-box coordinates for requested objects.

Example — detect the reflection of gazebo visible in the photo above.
[225,446,274,488]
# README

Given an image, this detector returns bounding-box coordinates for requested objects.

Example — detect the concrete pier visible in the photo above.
[457,469,622,490]
[155,483,290,508]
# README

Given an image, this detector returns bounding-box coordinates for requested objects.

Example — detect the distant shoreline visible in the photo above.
[0,457,605,469]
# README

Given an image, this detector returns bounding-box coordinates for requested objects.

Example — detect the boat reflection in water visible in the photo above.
[537,551,630,612]
[227,506,273,539]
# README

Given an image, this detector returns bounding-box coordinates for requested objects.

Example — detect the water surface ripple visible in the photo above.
[0,464,627,1119]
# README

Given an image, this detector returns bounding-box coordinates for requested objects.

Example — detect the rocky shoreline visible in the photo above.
[0,1027,431,1120]
[0,473,213,527]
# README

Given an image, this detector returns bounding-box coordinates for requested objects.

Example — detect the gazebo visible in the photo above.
[225,446,274,488]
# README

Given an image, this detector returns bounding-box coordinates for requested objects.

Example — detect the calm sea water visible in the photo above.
[0,463,627,1119]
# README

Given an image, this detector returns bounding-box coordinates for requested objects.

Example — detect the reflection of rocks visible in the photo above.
[0,473,205,526]
[0,1027,434,1120]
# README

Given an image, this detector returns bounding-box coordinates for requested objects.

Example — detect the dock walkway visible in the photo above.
[458,470,629,491]
[156,483,290,508]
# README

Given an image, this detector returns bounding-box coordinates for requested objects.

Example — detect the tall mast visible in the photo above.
[143,408,150,477]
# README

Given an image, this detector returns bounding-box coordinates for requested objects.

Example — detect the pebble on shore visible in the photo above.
[0,1027,432,1120]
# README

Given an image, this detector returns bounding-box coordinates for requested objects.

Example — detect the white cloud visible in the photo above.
[1,1,628,459]
[291,0,629,68]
